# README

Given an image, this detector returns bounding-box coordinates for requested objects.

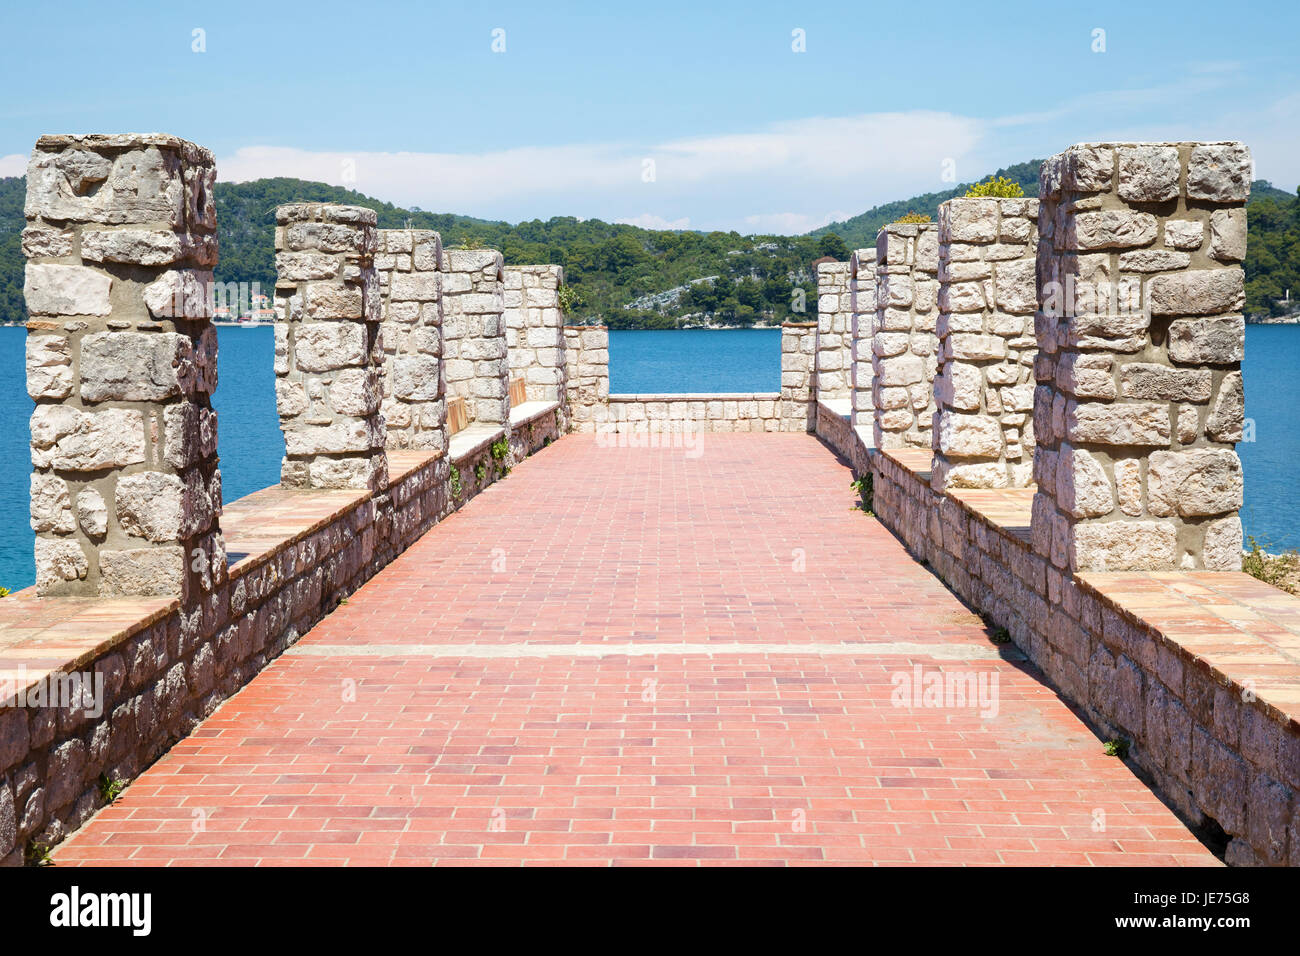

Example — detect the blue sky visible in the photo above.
[1,0,1296,232]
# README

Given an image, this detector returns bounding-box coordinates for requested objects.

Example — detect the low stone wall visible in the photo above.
[872,447,1300,867]
[600,394,783,433]
[814,398,856,464]
[0,450,445,865]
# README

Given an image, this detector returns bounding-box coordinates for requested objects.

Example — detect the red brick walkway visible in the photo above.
[56,434,1217,866]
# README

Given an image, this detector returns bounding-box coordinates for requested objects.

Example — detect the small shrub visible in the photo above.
[557,286,583,315]
[98,773,125,804]
[474,460,487,483]
[989,626,1011,645]
[449,464,463,499]
[894,212,931,224]
[850,474,874,516]
[0,586,8,598]
[490,437,509,462]
[1103,739,1130,759]
[964,175,1025,198]
[1242,536,1299,594]
[25,842,52,867]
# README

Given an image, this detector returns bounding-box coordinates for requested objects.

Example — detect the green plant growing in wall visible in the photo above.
[449,464,463,499]
[557,285,583,315]
[850,474,874,516]
[490,437,509,462]
[964,175,1025,198]
[894,212,931,224]
[1103,739,1130,759]
[98,773,125,804]
[25,842,53,867]
[475,459,487,484]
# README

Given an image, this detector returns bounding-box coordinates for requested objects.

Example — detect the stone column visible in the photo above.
[814,261,851,399]
[505,265,566,403]
[932,198,1039,490]
[273,203,387,491]
[441,249,508,427]
[849,248,876,431]
[562,324,609,432]
[1032,142,1249,572]
[780,321,816,432]
[23,133,224,599]
[872,222,939,448]
[376,228,445,452]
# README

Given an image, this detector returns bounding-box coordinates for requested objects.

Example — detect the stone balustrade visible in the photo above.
[23,133,225,600]
[1031,142,1249,572]
[273,203,387,492]
[932,197,1040,491]
[872,222,939,449]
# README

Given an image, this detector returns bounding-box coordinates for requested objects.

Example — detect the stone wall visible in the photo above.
[849,248,876,431]
[602,394,782,433]
[376,228,446,453]
[872,447,1298,867]
[273,204,386,492]
[504,265,566,407]
[562,325,609,433]
[23,133,225,600]
[0,450,447,866]
[1032,143,1249,572]
[873,223,939,449]
[441,249,507,429]
[780,321,816,432]
[815,261,852,400]
[932,198,1039,490]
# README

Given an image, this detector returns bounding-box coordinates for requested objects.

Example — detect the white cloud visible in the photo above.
[616,213,691,230]
[744,210,854,234]
[0,153,27,177]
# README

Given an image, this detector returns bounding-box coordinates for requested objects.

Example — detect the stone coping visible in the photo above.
[508,400,561,428]
[448,424,506,464]
[879,446,1300,736]
[0,449,442,711]
[608,392,781,402]
[817,397,852,419]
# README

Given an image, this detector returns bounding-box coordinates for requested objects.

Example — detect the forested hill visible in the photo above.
[1,166,1298,327]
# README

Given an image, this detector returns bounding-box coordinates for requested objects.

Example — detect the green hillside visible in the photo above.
[1,164,1297,326]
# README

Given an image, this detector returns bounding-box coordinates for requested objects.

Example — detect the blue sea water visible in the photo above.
[0,324,1296,589]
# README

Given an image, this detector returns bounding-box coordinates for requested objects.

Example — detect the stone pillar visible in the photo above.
[849,248,876,430]
[932,198,1040,490]
[1032,142,1249,572]
[872,222,939,448]
[505,265,566,403]
[375,228,445,452]
[814,261,851,399]
[562,324,609,432]
[441,249,508,427]
[23,133,224,599]
[273,203,387,491]
[780,321,816,432]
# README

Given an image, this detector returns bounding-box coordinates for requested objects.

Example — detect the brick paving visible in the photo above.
[55,434,1218,866]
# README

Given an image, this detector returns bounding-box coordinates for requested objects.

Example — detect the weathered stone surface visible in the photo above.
[115,472,184,543]
[1148,270,1244,316]
[26,334,73,399]
[293,323,366,372]
[936,412,1003,458]
[1164,220,1203,250]
[98,547,185,596]
[1060,446,1115,518]
[1066,402,1170,446]
[1209,209,1247,262]
[22,226,74,259]
[142,269,212,319]
[81,229,185,266]
[75,488,107,537]
[30,473,75,534]
[79,331,187,402]
[1147,449,1242,518]
[34,537,88,589]
[1119,363,1212,402]
[1114,458,1143,516]
[1206,372,1244,442]
[24,264,111,316]
[1167,316,1244,365]
[1202,516,1243,571]
[1072,520,1177,571]
[1068,211,1158,250]
[1117,146,1180,203]
[29,406,146,471]
[1186,144,1252,202]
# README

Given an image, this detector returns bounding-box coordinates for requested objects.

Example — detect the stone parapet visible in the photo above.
[441,249,507,428]
[376,228,445,453]
[273,203,387,492]
[780,321,816,432]
[873,223,939,449]
[22,133,225,599]
[849,248,876,430]
[562,324,609,432]
[504,265,566,412]
[932,197,1040,490]
[1032,143,1249,572]
[814,261,852,399]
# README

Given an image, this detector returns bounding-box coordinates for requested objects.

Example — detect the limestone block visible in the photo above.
[116,472,184,543]
[34,537,89,590]
[29,406,146,471]
[1117,146,1180,203]
[1118,364,1212,402]
[1067,211,1157,250]
[1072,520,1177,571]
[1147,270,1244,316]
[75,488,108,537]
[936,412,1003,458]
[1167,316,1244,365]
[21,226,73,258]
[1202,516,1244,571]
[79,331,187,402]
[1114,458,1143,516]
[24,264,111,316]
[1060,446,1115,518]
[1164,220,1203,250]
[142,269,212,319]
[1209,209,1247,262]
[1186,144,1252,202]
[1066,402,1170,446]
[30,473,75,534]
[294,323,366,372]
[98,547,185,597]
[1147,449,1243,518]
[1206,372,1244,442]
[26,334,73,400]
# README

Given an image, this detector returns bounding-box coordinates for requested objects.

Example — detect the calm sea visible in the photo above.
[0,325,1294,588]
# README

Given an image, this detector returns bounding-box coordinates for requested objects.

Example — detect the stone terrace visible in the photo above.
[53,435,1218,865]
